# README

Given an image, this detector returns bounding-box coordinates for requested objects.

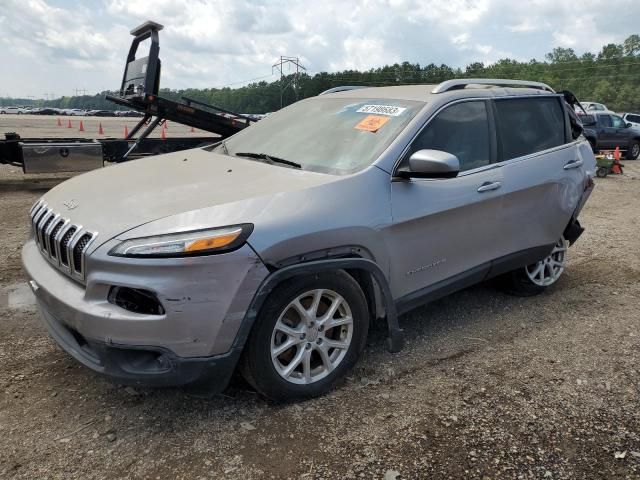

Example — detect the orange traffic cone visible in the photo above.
[164,120,168,129]
[67,119,72,128]
[123,125,129,137]
[614,146,621,161]
[161,125,167,140]
[98,123,104,135]
[78,120,85,132]
[57,117,62,127]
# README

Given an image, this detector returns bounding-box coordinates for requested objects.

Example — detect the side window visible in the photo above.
[495,97,566,160]
[599,115,612,127]
[611,115,626,128]
[405,101,491,172]
[629,114,640,123]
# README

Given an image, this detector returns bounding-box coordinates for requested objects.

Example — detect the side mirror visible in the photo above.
[626,122,633,128]
[397,149,460,179]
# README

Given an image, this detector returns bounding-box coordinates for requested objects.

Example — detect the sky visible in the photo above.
[0,0,639,99]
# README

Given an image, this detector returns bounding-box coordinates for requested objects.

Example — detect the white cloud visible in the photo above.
[452,33,470,45]
[0,0,638,98]
[475,44,493,55]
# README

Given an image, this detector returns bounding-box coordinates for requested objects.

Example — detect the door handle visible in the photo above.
[563,159,583,170]
[477,181,502,192]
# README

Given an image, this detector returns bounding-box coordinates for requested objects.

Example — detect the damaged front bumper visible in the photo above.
[22,238,269,388]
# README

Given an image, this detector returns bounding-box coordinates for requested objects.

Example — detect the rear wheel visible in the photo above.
[626,141,640,160]
[501,237,567,296]
[241,271,369,402]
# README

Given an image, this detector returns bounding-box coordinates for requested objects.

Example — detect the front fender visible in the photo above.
[232,258,404,354]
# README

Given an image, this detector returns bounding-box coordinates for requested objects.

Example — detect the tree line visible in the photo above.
[2,34,639,113]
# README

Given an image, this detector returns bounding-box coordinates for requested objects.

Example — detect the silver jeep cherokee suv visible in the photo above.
[22,79,596,401]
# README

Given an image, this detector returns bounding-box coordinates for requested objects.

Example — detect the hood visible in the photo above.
[40,149,337,246]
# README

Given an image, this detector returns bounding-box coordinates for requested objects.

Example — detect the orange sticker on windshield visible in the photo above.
[355,115,390,132]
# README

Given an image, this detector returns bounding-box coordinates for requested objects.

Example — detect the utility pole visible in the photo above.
[272,56,306,109]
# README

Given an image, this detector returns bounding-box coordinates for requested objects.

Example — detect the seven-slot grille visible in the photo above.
[29,200,97,283]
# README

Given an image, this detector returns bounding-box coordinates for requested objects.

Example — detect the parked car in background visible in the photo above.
[579,111,640,159]
[621,112,640,129]
[578,101,614,114]
[115,110,145,117]
[65,109,88,116]
[0,106,28,114]
[88,110,117,117]
[23,79,596,402]
[241,113,266,121]
[32,108,60,115]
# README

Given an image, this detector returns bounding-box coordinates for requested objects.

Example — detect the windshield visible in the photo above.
[214,97,424,174]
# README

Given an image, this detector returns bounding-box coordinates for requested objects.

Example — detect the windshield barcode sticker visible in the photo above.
[357,105,407,116]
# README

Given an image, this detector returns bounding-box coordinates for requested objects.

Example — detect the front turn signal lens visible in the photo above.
[184,230,242,253]
[109,224,253,258]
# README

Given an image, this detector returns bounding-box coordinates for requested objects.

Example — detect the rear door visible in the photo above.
[386,100,504,300]
[495,96,586,257]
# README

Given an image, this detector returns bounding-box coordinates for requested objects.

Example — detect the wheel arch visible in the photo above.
[233,257,404,356]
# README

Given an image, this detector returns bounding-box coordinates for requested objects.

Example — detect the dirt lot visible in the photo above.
[0,159,639,479]
[0,114,213,139]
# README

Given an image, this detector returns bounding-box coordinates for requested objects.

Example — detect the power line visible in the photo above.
[215,73,277,89]
[273,56,306,108]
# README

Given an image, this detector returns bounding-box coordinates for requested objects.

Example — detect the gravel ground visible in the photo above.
[0,161,639,479]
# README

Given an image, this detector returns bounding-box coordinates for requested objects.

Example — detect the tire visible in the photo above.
[240,271,369,402]
[500,237,567,297]
[596,166,608,178]
[626,141,640,160]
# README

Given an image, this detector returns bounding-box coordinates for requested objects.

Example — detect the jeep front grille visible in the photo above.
[30,201,97,283]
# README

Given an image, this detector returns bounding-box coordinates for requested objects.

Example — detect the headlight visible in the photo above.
[109,224,253,258]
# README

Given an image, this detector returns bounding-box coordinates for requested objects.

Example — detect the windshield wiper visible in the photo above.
[235,152,301,169]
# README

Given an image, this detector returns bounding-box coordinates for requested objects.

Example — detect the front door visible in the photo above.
[385,100,504,300]
[596,114,619,149]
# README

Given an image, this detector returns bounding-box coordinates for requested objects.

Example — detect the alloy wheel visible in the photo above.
[525,237,567,287]
[270,289,353,385]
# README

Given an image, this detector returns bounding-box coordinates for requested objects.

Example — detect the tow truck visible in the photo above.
[0,21,253,174]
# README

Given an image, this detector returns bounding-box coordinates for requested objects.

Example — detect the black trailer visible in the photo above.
[0,21,252,174]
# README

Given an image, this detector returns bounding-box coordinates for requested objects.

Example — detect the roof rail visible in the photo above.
[431,78,555,94]
[319,86,369,96]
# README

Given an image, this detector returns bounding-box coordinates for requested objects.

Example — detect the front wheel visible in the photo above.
[240,271,369,402]
[626,141,640,160]
[500,237,567,296]
[596,166,609,178]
